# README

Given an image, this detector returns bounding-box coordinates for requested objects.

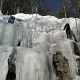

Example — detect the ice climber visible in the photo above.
[63,23,78,42]
[8,15,15,24]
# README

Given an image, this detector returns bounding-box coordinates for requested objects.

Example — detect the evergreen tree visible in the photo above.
[1,0,52,15]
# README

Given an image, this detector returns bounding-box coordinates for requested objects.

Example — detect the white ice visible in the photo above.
[0,12,79,80]
[16,48,56,80]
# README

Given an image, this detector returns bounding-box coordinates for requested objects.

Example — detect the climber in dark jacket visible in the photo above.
[63,23,72,39]
[63,23,78,42]
[8,15,15,24]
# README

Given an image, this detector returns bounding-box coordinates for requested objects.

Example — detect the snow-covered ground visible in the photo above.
[0,11,80,80]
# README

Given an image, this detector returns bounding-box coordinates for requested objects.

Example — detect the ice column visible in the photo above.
[0,46,11,80]
[16,48,56,80]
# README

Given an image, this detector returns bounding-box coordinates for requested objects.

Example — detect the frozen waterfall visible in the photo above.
[0,14,80,80]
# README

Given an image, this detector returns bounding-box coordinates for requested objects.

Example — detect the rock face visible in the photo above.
[52,51,72,80]
[73,42,80,75]
[73,42,80,56]
[6,58,16,80]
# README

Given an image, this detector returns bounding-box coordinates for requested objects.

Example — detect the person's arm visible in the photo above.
[63,25,66,30]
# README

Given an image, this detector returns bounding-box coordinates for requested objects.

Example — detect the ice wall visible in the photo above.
[20,28,33,48]
[16,47,56,80]
[0,46,12,80]
[48,30,66,44]
[0,20,22,46]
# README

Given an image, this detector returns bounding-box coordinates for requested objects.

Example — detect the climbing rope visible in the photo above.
[26,20,47,54]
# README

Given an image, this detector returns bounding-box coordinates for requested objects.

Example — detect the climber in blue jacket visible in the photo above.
[8,15,15,24]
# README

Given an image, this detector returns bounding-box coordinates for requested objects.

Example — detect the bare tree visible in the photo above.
[61,0,67,18]
[0,0,4,10]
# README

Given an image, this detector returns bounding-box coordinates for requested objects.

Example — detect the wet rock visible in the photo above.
[52,51,72,80]
[6,58,16,80]
[73,42,80,56]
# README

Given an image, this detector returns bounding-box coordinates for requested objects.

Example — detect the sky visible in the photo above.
[51,0,63,16]
[34,0,63,16]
